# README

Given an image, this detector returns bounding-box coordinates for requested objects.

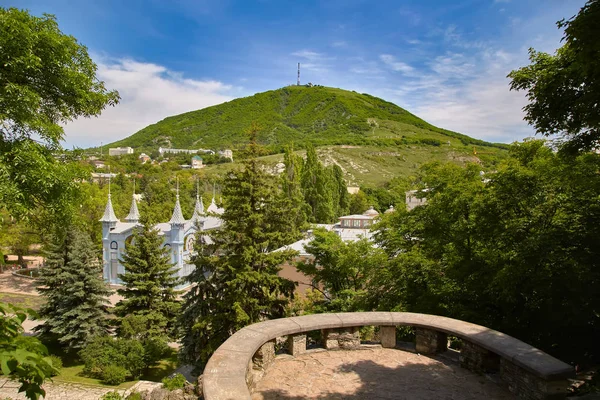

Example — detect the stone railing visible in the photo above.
[203,312,574,400]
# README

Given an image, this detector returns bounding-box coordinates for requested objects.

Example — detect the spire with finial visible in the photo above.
[99,172,118,223]
[125,180,140,223]
[191,178,204,222]
[207,183,219,214]
[169,177,186,225]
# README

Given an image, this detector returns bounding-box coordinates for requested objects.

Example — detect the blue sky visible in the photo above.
[4,0,587,148]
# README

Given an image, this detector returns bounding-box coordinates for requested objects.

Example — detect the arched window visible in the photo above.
[125,235,134,249]
[110,241,118,250]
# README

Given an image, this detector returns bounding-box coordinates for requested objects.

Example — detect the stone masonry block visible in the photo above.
[415,327,447,355]
[322,327,360,350]
[380,326,397,348]
[500,358,570,400]
[460,341,500,374]
[287,334,307,356]
[253,339,275,370]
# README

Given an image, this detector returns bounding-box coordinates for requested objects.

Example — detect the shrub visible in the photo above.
[102,364,127,386]
[80,336,146,380]
[162,373,186,391]
[125,392,142,400]
[100,392,123,400]
[48,355,62,376]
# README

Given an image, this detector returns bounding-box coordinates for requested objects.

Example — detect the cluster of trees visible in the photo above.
[179,125,304,365]
[3,1,600,398]
[297,140,600,365]
[31,218,181,386]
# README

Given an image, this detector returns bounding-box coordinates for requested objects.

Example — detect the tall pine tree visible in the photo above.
[179,124,297,366]
[36,228,111,352]
[114,216,181,342]
[279,144,309,237]
[301,144,335,223]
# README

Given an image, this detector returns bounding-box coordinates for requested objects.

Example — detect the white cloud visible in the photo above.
[376,40,533,143]
[62,58,235,148]
[380,54,414,74]
[291,50,327,62]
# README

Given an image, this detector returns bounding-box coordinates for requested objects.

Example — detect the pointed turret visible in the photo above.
[207,197,219,214]
[169,179,186,225]
[100,176,118,223]
[99,193,118,223]
[191,181,204,222]
[125,181,140,223]
[207,184,220,214]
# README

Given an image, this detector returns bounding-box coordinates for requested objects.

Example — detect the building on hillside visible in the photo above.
[139,153,151,163]
[405,189,428,211]
[276,206,392,294]
[346,186,360,195]
[191,155,204,169]
[158,147,214,155]
[108,147,134,156]
[218,149,233,161]
[100,183,224,289]
[91,160,106,169]
[91,172,117,183]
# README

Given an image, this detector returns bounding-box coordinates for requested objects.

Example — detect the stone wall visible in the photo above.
[500,358,569,400]
[460,341,500,373]
[203,312,575,400]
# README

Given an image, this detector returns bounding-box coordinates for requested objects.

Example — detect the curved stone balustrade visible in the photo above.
[203,312,574,400]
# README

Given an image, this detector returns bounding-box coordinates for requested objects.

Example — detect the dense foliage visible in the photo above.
[35,228,112,352]
[0,8,118,222]
[108,85,505,153]
[178,126,300,367]
[114,216,181,363]
[79,336,146,384]
[296,229,386,313]
[508,0,600,153]
[372,141,599,364]
[0,302,58,400]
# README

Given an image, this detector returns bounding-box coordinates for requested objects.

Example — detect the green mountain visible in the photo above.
[107,85,507,152]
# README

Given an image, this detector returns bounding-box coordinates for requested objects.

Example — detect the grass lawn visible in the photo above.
[53,348,179,389]
[0,292,45,310]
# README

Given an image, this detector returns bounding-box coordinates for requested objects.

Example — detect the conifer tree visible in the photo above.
[179,124,297,366]
[330,164,350,217]
[301,144,335,223]
[36,228,111,352]
[114,216,181,342]
[280,144,309,237]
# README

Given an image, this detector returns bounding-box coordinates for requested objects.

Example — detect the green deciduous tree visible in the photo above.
[35,228,112,352]
[179,125,297,367]
[0,302,59,400]
[297,229,386,313]
[508,0,600,153]
[373,140,600,364]
[0,8,119,221]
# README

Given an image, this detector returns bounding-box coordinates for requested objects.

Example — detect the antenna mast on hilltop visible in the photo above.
[297,63,300,86]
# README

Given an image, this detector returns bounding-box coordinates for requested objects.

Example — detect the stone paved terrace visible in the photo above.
[252,347,516,400]
[203,312,575,399]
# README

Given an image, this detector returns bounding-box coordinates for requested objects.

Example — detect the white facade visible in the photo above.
[405,189,428,211]
[159,147,214,155]
[218,149,233,160]
[276,206,390,255]
[100,187,223,289]
[108,147,134,156]
[191,156,203,169]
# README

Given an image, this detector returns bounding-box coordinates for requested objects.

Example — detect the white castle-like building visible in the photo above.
[99,183,223,288]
